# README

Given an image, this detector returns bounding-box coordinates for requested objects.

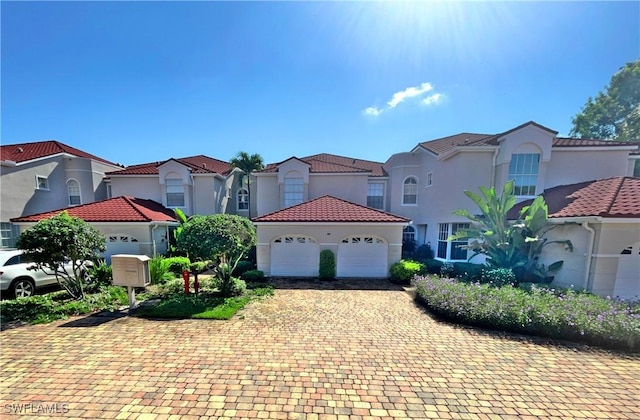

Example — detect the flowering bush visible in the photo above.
[413,275,640,352]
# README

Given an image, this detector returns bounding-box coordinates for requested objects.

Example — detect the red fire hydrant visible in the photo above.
[183,270,190,294]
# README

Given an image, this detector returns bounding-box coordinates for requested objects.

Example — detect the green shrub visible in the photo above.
[440,262,455,278]
[85,259,113,293]
[219,277,246,297]
[424,259,443,275]
[319,250,336,280]
[413,275,640,352]
[453,262,484,282]
[189,261,210,273]
[165,256,191,275]
[481,268,516,287]
[149,256,174,284]
[390,260,424,284]
[242,269,265,282]
[414,244,434,261]
[233,260,255,277]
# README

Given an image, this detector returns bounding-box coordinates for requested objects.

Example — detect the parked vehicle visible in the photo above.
[0,249,71,298]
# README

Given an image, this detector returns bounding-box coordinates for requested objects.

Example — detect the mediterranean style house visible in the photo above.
[0,140,121,247]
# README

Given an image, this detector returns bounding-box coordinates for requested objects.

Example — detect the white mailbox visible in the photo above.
[112,254,151,287]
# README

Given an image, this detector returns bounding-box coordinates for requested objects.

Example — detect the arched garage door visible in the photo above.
[337,236,388,278]
[270,235,319,277]
[614,242,640,300]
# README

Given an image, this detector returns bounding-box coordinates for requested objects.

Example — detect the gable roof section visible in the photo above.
[510,177,640,219]
[416,121,640,156]
[261,153,386,177]
[0,140,117,166]
[106,155,233,176]
[11,196,178,223]
[253,195,409,223]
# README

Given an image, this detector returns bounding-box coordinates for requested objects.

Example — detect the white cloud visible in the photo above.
[422,93,444,106]
[362,106,384,117]
[387,82,433,108]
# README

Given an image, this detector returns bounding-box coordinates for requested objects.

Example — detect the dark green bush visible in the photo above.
[424,259,443,274]
[440,262,455,278]
[219,277,246,297]
[85,259,113,293]
[401,239,417,259]
[390,260,424,284]
[242,269,265,282]
[454,262,484,282]
[482,268,516,287]
[233,260,255,277]
[414,244,434,261]
[319,249,336,280]
[189,261,210,274]
[165,256,191,275]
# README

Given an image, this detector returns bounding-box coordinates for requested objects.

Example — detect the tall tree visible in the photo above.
[229,151,264,218]
[570,60,640,141]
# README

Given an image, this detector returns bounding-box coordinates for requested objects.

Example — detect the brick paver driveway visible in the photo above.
[1,279,639,419]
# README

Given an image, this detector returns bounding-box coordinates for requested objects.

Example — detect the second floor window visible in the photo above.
[367,183,384,209]
[36,175,49,190]
[284,176,303,207]
[403,177,418,205]
[509,153,540,196]
[67,180,81,205]
[237,188,249,211]
[166,179,185,207]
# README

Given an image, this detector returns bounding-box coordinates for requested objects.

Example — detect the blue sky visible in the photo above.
[2,1,638,166]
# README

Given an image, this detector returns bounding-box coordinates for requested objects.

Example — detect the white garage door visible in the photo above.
[270,235,319,277]
[337,236,388,278]
[614,243,640,300]
[104,235,140,262]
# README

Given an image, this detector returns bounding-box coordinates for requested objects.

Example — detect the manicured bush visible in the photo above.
[413,275,640,352]
[219,277,246,297]
[481,268,516,287]
[242,270,265,282]
[440,262,455,278]
[165,256,191,276]
[414,244,434,261]
[149,256,174,284]
[453,262,484,282]
[390,260,424,284]
[424,259,443,275]
[233,260,255,277]
[319,250,336,280]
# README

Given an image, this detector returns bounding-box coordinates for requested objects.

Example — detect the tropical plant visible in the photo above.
[229,151,264,218]
[448,181,573,283]
[149,256,174,284]
[16,212,106,299]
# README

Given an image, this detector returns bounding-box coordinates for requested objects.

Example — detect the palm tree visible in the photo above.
[229,151,264,219]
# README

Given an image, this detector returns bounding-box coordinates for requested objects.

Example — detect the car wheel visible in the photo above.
[11,278,35,298]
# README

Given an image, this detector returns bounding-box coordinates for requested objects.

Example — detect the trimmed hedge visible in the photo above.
[390,260,424,284]
[165,256,191,276]
[319,249,336,280]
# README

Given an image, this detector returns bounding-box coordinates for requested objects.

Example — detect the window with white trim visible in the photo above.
[367,183,384,209]
[1,222,19,248]
[106,183,112,199]
[403,226,416,243]
[402,177,418,205]
[509,153,540,196]
[437,223,470,260]
[67,180,81,205]
[426,172,433,187]
[237,188,249,211]
[166,178,185,207]
[36,175,49,190]
[284,176,303,207]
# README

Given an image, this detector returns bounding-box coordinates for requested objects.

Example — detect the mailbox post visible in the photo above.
[111,255,151,310]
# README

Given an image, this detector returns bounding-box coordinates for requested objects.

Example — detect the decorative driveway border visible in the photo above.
[1,279,639,419]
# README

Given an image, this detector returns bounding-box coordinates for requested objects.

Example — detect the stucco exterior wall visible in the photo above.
[545,149,631,188]
[110,176,163,203]
[255,175,280,216]
[308,174,369,205]
[256,223,404,277]
[538,223,590,289]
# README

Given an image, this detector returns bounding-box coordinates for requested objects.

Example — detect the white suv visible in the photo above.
[0,249,64,298]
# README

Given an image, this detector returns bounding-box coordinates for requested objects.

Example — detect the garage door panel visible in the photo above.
[337,236,388,278]
[104,235,140,262]
[271,236,319,277]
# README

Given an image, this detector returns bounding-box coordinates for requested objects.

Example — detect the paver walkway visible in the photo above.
[1,279,639,419]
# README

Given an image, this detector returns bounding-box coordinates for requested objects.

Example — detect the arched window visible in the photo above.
[67,179,81,205]
[402,177,418,205]
[284,172,304,207]
[237,188,249,211]
[403,226,416,243]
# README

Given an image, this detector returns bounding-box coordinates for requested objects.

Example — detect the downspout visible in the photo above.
[490,147,500,187]
[151,223,159,257]
[582,221,596,291]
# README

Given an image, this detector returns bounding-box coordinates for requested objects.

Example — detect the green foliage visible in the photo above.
[414,244,435,261]
[450,181,573,283]
[149,256,174,284]
[389,260,423,284]
[453,262,484,283]
[85,259,113,293]
[233,260,255,277]
[190,261,210,273]
[177,214,256,296]
[0,287,129,325]
[242,270,265,282]
[219,277,246,297]
[570,60,640,141]
[481,268,516,287]
[423,259,444,275]
[16,212,106,300]
[319,249,336,280]
[165,256,191,276]
[413,275,640,352]
[229,151,265,218]
[440,262,455,278]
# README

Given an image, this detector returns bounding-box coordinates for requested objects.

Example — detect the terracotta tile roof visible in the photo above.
[416,122,640,155]
[0,140,117,166]
[262,153,386,177]
[11,196,178,223]
[253,195,410,223]
[106,155,232,176]
[510,177,640,219]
